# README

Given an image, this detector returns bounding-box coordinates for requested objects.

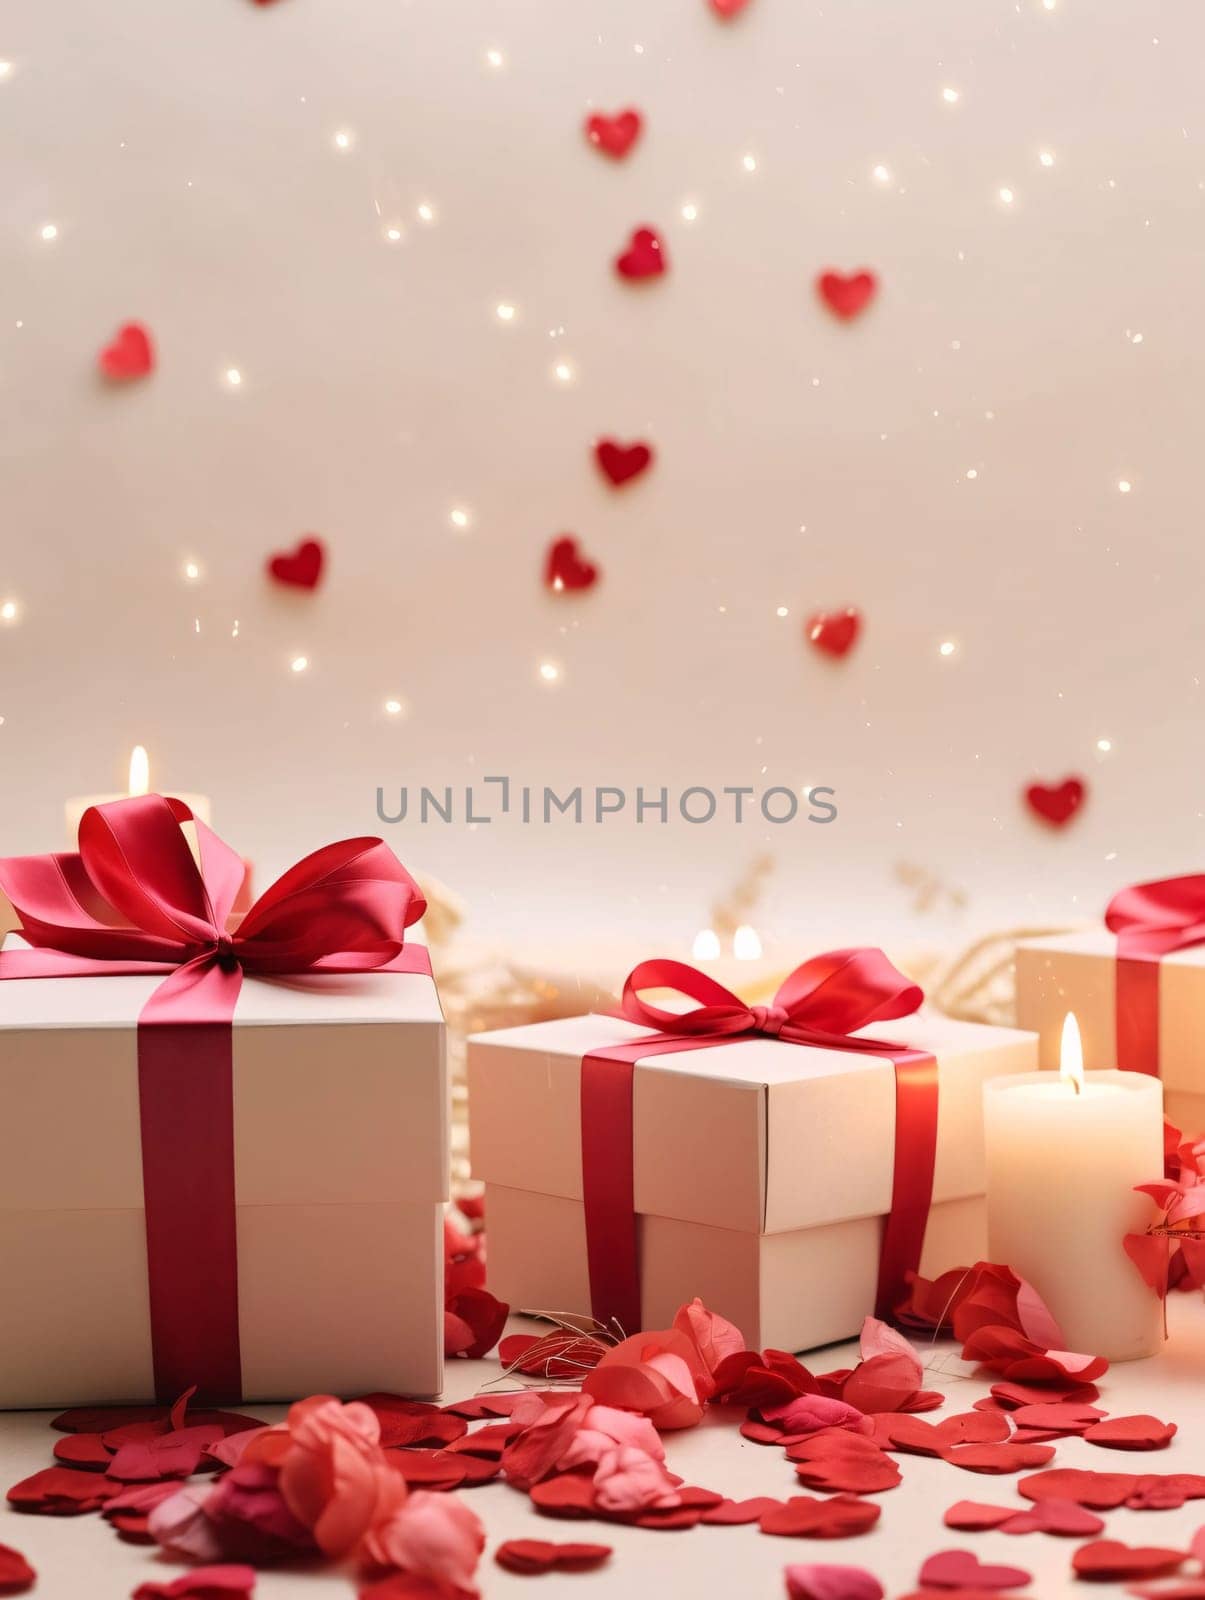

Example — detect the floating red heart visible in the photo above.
[615,227,667,281]
[545,536,599,593]
[585,109,642,159]
[710,0,753,15]
[1072,1540,1186,1582]
[595,438,653,487]
[267,536,325,591]
[98,322,155,381]
[919,1550,1032,1590]
[760,1495,882,1539]
[1083,1414,1177,1451]
[1024,777,1085,828]
[0,1544,35,1596]
[806,608,861,659]
[817,271,878,321]
[495,1538,612,1574]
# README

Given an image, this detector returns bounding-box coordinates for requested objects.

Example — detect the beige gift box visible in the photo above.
[0,941,448,1408]
[468,1009,1037,1353]
[1015,930,1205,1130]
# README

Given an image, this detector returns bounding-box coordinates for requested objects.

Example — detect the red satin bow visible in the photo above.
[0,794,428,1401]
[1105,875,1205,1075]
[581,948,936,1337]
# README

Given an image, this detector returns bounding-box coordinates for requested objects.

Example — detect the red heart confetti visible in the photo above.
[595,437,653,487]
[943,1502,1018,1532]
[52,1433,113,1470]
[495,1538,612,1574]
[1083,1414,1177,1451]
[0,1545,35,1596]
[991,1381,1101,1410]
[885,1413,1011,1457]
[998,1499,1104,1537]
[710,0,753,17]
[1018,1468,1138,1508]
[941,1442,1055,1475]
[817,271,877,321]
[1072,1540,1187,1582]
[51,1406,169,1434]
[700,1496,785,1525]
[760,1495,882,1539]
[6,1466,121,1515]
[132,1568,257,1600]
[1024,777,1086,828]
[585,109,642,159]
[98,322,155,381]
[788,1435,902,1494]
[615,227,667,281]
[784,1566,884,1600]
[1009,1403,1104,1434]
[806,607,861,659]
[545,535,600,593]
[919,1550,1032,1590]
[357,1399,466,1450]
[267,536,325,591]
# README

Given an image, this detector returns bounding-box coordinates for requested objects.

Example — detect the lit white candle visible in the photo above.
[985,1013,1163,1362]
[64,746,212,843]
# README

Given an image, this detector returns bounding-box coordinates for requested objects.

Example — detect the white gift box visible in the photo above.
[0,942,447,1408]
[468,1010,1037,1352]
[1015,929,1202,1129]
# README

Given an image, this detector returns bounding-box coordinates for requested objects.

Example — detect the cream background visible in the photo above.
[3,0,1204,961]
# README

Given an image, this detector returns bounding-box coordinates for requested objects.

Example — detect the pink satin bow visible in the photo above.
[1105,874,1205,1075]
[0,795,428,1401]
[581,948,936,1336]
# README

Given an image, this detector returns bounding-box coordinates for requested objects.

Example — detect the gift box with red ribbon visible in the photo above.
[468,950,1038,1352]
[0,795,447,1408]
[1016,874,1205,1128]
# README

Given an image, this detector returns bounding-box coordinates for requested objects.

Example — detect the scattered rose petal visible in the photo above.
[1083,1416,1178,1452]
[0,1545,35,1595]
[7,1466,120,1515]
[919,1550,1032,1590]
[498,1332,608,1381]
[789,1435,901,1494]
[132,1566,257,1600]
[51,1406,167,1434]
[760,1496,882,1539]
[1072,1541,1187,1582]
[1009,1403,1104,1434]
[52,1433,114,1470]
[941,1442,1055,1475]
[1018,1469,1139,1509]
[998,1499,1104,1537]
[701,1497,785,1525]
[885,1413,1011,1457]
[992,1381,1100,1409]
[445,1287,509,1359]
[943,1502,1017,1532]
[495,1537,612,1573]
[784,1563,884,1600]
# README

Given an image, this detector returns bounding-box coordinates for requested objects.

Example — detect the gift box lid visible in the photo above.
[467,1009,1037,1236]
[0,936,447,1213]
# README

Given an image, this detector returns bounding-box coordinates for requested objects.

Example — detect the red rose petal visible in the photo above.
[943,1502,1016,1531]
[743,1419,788,1445]
[386,1451,467,1490]
[451,1454,502,1487]
[630,1505,707,1530]
[991,1381,1100,1409]
[701,1496,785,1525]
[1009,1403,1104,1433]
[52,1433,113,1470]
[1128,1588,1205,1599]
[999,1499,1104,1537]
[886,1413,1011,1457]
[941,1442,1055,1475]
[530,1473,598,1518]
[920,1550,1032,1590]
[442,1392,548,1420]
[6,1467,120,1515]
[1018,1469,1139,1508]
[760,1495,882,1539]
[495,1537,611,1573]
[132,1566,257,1600]
[1072,1540,1187,1582]
[51,1405,167,1435]
[498,1333,608,1380]
[0,1544,35,1596]
[789,1436,901,1494]
[1083,1414,1177,1451]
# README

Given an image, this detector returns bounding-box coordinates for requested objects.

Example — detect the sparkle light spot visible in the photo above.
[691,928,721,961]
[966,468,978,480]
[485,47,505,68]
[183,561,200,582]
[417,202,436,224]
[733,924,763,960]
[776,606,789,618]
[681,201,699,221]
[0,61,13,80]
[384,226,403,243]
[552,360,575,383]
[872,164,891,183]
[384,697,408,716]
[40,223,58,242]
[332,129,355,152]
[539,660,561,683]
[0,600,18,623]
[939,640,957,657]
[449,507,471,530]
[1118,478,1132,494]
[942,86,960,104]
[742,153,757,172]
[1042,0,1057,10]
[1039,149,1055,167]
[1097,738,1113,752]
[1131,332,1144,344]
[998,187,1015,205]
[291,655,309,674]
[495,302,517,323]
[224,367,243,388]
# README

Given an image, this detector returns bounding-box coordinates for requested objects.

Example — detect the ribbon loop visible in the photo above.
[1105,875,1205,1077]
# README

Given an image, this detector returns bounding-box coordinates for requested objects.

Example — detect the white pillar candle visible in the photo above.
[984,1014,1163,1362]
[65,746,211,843]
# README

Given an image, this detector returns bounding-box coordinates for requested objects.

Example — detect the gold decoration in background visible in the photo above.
[709,853,775,946]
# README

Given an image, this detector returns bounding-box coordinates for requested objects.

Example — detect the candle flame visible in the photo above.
[733,924,763,961]
[128,745,149,797]
[1060,1011,1084,1095]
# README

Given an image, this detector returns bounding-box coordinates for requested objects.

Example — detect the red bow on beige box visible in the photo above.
[581,949,937,1336]
[1107,874,1205,1076]
[0,794,428,1401]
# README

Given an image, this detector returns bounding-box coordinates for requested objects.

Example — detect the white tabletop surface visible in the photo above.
[4,1301,1205,1600]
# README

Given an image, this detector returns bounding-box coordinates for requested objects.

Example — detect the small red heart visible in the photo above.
[1083,1414,1177,1451]
[942,1501,1016,1532]
[941,1442,1055,1475]
[615,226,667,281]
[806,608,861,659]
[0,1543,35,1595]
[585,109,642,159]
[98,322,154,381]
[759,1494,882,1539]
[544,536,599,593]
[817,271,878,321]
[267,537,325,591]
[595,438,653,486]
[710,0,753,15]
[1017,1468,1139,1508]
[999,1498,1104,1537]
[1024,777,1086,827]
[1072,1541,1187,1583]
[495,1539,611,1574]
[920,1550,1032,1591]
